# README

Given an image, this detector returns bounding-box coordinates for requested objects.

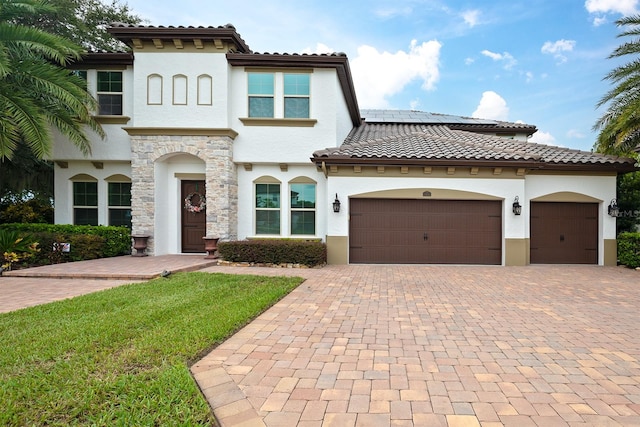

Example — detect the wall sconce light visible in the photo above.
[512,196,522,215]
[332,194,341,213]
[608,199,619,217]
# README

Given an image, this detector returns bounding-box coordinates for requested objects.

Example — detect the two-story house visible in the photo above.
[52,24,636,266]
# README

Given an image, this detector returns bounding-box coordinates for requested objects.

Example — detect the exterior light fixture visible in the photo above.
[512,196,522,216]
[608,199,619,217]
[332,194,341,213]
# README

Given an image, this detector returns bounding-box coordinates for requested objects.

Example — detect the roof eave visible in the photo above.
[107,25,252,53]
[69,52,134,68]
[310,156,638,172]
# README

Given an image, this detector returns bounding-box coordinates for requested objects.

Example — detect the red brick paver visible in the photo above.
[192,264,640,427]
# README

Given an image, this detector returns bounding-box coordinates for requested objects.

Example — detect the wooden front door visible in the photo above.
[181,180,206,253]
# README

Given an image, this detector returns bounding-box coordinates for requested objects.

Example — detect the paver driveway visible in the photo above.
[193,265,640,427]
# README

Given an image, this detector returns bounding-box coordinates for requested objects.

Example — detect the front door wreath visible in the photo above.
[184,192,206,213]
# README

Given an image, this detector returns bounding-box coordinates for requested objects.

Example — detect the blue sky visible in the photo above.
[120,0,639,151]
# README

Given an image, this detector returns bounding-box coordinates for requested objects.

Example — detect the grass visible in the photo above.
[0,272,303,426]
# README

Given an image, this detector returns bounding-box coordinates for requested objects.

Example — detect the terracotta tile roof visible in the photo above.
[312,120,637,171]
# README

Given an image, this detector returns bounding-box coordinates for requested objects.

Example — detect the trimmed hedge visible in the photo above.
[618,232,640,269]
[218,239,326,267]
[0,224,130,266]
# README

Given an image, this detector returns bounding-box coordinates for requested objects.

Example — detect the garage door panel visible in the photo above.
[530,202,598,264]
[349,199,502,264]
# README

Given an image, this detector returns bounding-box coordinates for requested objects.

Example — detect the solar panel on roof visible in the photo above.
[360,109,497,125]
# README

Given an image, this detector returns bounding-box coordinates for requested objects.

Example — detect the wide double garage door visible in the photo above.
[349,199,599,265]
[349,199,502,264]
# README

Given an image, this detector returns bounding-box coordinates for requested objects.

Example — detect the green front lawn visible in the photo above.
[0,272,303,426]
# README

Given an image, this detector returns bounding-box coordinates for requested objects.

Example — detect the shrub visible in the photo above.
[218,239,326,267]
[618,232,640,268]
[0,229,39,270]
[0,224,130,266]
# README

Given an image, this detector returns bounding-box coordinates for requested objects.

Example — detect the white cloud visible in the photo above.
[301,43,334,54]
[529,130,556,145]
[351,39,442,108]
[541,39,576,54]
[567,129,586,139]
[374,6,413,18]
[462,9,481,27]
[585,0,639,15]
[472,91,509,121]
[541,39,576,63]
[481,49,517,70]
[465,57,474,65]
[525,71,533,83]
[585,0,639,25]
[593,16,608,26]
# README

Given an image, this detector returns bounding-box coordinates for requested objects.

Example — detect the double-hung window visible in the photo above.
[284,74,310,118]
[255,183,280,234]
[97,71,123,115]
[108,182,132,228]
[248,73,274,118]
[73,181,98,225]
[290,183,316,235]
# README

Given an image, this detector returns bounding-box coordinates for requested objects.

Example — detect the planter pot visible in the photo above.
[131,235,150,257]
[203,236,220,259]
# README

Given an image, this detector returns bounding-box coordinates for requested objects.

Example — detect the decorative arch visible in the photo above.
[197,74,212,105]
[105,174,131,182]
[147,74,163,105]
[530,191,601,203]
[69,173,97,182]
[172,74,188,105]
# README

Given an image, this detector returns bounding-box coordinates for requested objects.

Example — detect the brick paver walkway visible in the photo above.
[3,259,640,426]
[193,264,640,427]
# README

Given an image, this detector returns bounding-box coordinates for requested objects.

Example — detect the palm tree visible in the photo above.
[594,15,640,155]
[0,0,103,161]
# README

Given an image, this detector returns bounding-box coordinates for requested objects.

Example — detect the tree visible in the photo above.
[15,0,141,51]
[0,0,107,161]
[594,15,640,155]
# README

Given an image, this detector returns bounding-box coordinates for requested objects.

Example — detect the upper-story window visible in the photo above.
[284,74,310,118]
[97,71,123,115]
[248,73,274,118]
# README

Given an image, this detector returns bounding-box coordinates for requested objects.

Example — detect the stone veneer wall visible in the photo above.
[130,134,237,255]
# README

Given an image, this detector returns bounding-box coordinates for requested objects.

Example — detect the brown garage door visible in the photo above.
[349,199,502,264]
[530,202,598,264]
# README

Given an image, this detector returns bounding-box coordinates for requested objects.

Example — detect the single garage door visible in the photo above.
[530,202,598,264]
[349,199,502,264]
